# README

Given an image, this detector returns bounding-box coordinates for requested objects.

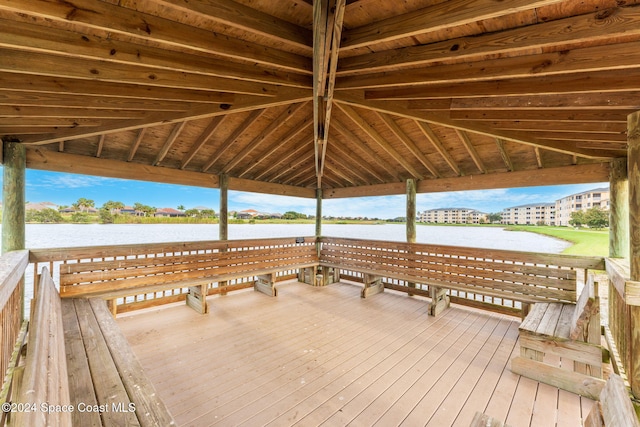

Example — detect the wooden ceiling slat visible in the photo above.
[253,136,312,182]
[450,109,631,122]
[149,0,313,52]
[0,0,312,74]
[325,142,382,185]
[417,122,461,176]
[338,6,640,75]
[340,0,565,51]
[0,18,311,89]
[338,41,640,90]
[0,106,148,120]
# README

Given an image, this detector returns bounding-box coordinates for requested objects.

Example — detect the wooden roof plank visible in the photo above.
[0,0,312,74]
[153,121,186,166]
[495,139,514,172]
[180,116,226,170]
[417,122,462,176]
[338,6,640,75]
[340,0,565,51]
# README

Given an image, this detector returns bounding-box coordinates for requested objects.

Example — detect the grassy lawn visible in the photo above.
[505,225,609,256]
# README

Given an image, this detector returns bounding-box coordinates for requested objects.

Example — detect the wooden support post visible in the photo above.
[609,158,629,259]
[298,267,315,285]
[2,141,26,255]
[361,274,384,298]
[320,266,339,286]
[255,273,277,297]
[627,111,640,398]
[406,179,417,296]
[429,287,450,316]
[107,299,118,317]
[315,188,322,256]
[219,173,228,295]
[186,285,208,314]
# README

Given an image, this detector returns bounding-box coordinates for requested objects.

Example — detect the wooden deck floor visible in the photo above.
[117,281,594,427]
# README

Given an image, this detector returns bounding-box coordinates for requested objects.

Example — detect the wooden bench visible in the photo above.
[511,273,607,399]
[57,237,318,315]
[319,237,603,317]
[11,268,175,426]
[584,374,640,427]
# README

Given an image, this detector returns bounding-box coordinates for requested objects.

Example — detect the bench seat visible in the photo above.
[511,273,607,399]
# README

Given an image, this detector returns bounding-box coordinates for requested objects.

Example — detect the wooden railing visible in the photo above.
[321,237,605,316]
[605,258,640,386]
[29,237,317,313]
[0,250,28,414]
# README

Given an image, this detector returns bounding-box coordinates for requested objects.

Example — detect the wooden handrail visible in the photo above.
[0,250,29,403]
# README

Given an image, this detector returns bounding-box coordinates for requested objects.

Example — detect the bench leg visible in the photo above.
[107,299,117,317]
[320,266,339,286]
[361,274,384,298]
[429,286,450,316]
[298,267,315,285]
[255,273,277,297]
[186,284,208,314]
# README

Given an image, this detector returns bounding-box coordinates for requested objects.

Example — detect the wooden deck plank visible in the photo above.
[117,280,593,427]
[530,383,560,426]
[289,309,474,426]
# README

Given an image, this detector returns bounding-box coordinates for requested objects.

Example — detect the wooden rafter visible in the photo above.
[201,109,266,173]
[128,128,146,162]
[180,116,226,170]
[222,103,307,175]
[495,139,514,172]
[416,122,461,176]
[154,121,186,166]
[337,103,423,179]
[96,135,105,158]
[313,0,346,187]
[455,129,486,174]
[254,137,313,182]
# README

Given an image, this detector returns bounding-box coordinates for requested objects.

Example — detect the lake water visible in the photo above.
[21,223,571,253]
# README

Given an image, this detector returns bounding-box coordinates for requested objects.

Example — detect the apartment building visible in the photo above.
[555,187,610,226]
[501,203,556,225]
[418,208,488,224]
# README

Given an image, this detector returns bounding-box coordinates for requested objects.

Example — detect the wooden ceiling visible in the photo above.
[0,0,633,199]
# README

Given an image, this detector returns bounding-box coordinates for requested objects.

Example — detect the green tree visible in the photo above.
[584,206,609,230]
[487,212,502,223]
[177,205,185,211]
[102,200,124,215]
[133,203,156,217]
[569,210,586,228]
[99,208,114,224]
[26,208,64,223]
[74,197,95,213]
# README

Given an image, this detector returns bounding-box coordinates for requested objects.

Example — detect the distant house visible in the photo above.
[418,208,487,224]
[26,201,59,212]
[154,208,186,217]
[237,209,259,219]
[119,206,139,215]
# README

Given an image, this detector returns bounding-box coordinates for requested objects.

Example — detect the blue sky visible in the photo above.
[8,168,608,219]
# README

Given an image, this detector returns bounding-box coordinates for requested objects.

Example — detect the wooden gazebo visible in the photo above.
[1,0,640,425]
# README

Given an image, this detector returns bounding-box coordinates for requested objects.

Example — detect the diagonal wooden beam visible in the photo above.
[239,118,313,179]
[222,102,307,174]
[0,0,311,74]
[180,116,226,169]
[495,139,514,172]
[327,136,386,184]
[331,119,401,182]
[455,129,486,174]
[335,90,615,159]
[378,112,440,178]
[337,103,423,179]
[201,109,266,172]
[416,122,461,176]
[95,135,105,158]
[154,121,186,166]
[340,0,565,51]
[128,128,147,162]
[12,88,312,145]
[313,0,346,187]
[254,137,313,181]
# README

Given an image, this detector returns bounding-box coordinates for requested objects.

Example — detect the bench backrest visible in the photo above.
[14,268,72,427]
[569,273,600,342]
